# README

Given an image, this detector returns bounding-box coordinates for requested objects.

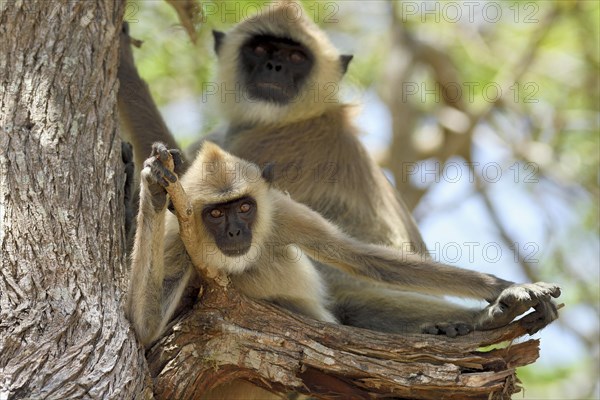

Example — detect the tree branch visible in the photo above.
[151,168,549,399]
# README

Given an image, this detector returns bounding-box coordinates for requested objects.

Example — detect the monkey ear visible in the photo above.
[213,30,226,54]
[261,163,276,185]
[340,54,353,74]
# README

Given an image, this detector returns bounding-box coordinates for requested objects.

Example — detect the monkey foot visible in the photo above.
[478,282,561,333]
[421,322,473,338]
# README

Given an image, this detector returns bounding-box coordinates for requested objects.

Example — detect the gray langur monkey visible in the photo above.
[118,3,561,337]
[128,142,560,348]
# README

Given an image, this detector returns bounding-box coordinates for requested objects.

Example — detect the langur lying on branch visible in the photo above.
[126,142,560,347]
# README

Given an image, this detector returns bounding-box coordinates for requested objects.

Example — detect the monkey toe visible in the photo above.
[443,325,458,338]
[421,325,440,335]
[533,282,561,298]
[422,322,472,337]
[455,323,472,336]
[523,298,559,334]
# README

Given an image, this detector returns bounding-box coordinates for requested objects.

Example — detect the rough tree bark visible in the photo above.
[0,1,151,398]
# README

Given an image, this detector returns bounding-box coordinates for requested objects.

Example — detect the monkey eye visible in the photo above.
[289,51,306,64]
[210,209,223,218]
[254,45,267,56]
[239,203,252,213]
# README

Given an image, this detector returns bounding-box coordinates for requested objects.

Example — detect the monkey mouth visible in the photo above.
[248,82,292,104]
[256,82,286,92]
[220,245,251,257]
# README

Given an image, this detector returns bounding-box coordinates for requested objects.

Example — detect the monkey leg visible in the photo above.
[332,288,479,337]
[118,23,182,173]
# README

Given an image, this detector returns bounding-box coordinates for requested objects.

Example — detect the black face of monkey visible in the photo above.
[202,196,257,256]
[240,35,314,104]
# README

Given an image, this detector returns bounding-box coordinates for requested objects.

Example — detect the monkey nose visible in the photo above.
[228,229,241,237]
[266,62,282,72]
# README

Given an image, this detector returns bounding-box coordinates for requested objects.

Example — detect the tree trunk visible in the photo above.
[0,1,151,398]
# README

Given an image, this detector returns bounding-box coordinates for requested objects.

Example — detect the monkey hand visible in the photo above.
[477,282,561,334]
[141,142,184,212]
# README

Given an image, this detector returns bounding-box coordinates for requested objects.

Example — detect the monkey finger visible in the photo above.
[156,164,177,184]
[145,159,177,187]
[169,149,185,174]
[151,142,168,158]
[155,144,171,164]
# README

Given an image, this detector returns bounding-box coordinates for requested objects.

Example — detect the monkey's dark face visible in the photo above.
[240,35,314,104]
[202,196,257,257]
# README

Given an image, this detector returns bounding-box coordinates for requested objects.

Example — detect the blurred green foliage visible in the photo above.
[124,1,599,398]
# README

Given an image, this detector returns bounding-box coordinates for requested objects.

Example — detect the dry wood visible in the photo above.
[156,165,547,400]
[0,1,151,398]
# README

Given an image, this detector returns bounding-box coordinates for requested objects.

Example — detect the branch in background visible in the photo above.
[166,0,201,44]
[383,3,561,211]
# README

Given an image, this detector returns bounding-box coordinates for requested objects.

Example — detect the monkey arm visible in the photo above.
[126,177,169,345]
[126,145,192,346]
[273,192,561,331]
[273,192,510,299]
[118,23,182,171]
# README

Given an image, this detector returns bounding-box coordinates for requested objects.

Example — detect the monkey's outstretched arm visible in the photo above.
[118,23,182,171]
[126,144,191,346]
[273,192,561,331]
[274,192,510,298]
